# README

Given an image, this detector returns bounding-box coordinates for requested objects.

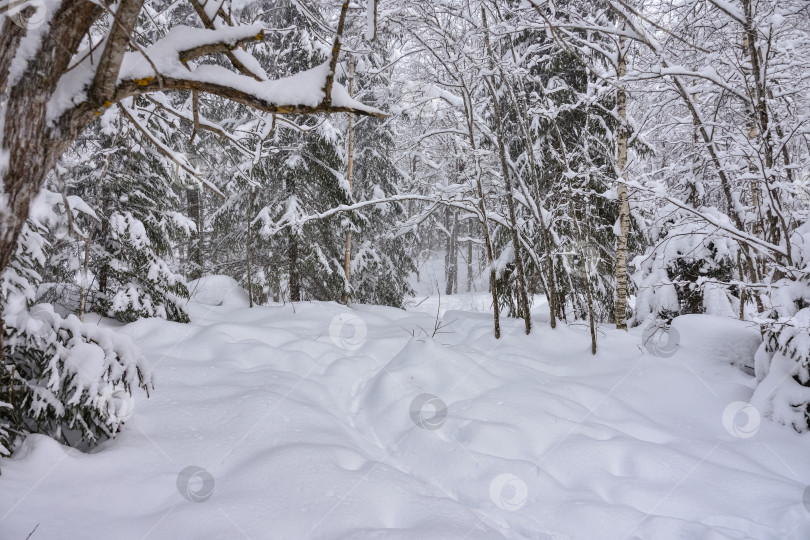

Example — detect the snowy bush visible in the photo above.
[632,210,738,324]
[751,224,810,431]
[0,213,152,466]
[752,307,810,432]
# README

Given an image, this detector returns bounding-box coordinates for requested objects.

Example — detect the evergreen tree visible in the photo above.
[41,109,192,323]
[1,190,151,459]
[343,51,415,307]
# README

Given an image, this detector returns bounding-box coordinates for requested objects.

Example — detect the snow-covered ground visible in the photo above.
[2,276,810,539]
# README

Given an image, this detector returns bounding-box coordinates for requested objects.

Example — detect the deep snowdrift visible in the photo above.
[1,284,809,539]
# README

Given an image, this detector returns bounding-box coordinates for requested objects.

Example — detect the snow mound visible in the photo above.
[187,275,249,307]
[671,314,761,372]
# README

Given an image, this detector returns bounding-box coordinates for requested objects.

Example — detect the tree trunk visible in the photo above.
[614,34,631,331]
[739,0,791,302]
[446,209,458,296]
[583,253,597,355]
[246,188,254,308]
[503,27,557,330]
[482,7,531,335]
[453,214,459,294]
[467,220,474,292]
[289,232,300,302]
[187,187,203,279]
[486,81,531,334]
[287,170,300,302]
[464,110,500,338]
[342,58,355,305]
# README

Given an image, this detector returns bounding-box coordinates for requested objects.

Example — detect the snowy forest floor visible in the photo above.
[2,275,810,539]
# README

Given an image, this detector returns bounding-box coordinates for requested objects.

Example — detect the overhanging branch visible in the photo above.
[115,76,387,118]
